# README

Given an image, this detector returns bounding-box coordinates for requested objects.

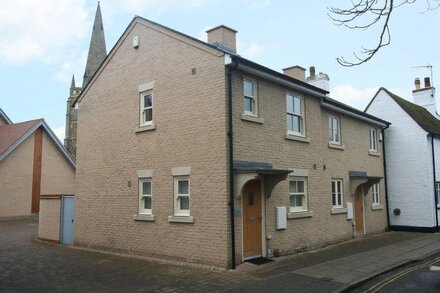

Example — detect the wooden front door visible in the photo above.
[243,180,262,259]
[354,188,364,234]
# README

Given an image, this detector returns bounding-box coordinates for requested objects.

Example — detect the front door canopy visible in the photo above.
[234,160,292,198]
[349,170,382,196]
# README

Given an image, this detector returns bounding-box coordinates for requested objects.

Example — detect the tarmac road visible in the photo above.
[353,252,440,292]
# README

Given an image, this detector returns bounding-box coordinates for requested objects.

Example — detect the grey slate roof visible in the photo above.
[367,88,440,136]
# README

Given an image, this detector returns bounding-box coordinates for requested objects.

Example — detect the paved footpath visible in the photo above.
[1,217,440,292]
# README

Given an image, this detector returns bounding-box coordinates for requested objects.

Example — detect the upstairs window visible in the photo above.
[286,93,304,135]
[331,179,343,208]
[369,128,377,152]
[243,78,257,116]
[329,116,341,144]
[140,90,153,126]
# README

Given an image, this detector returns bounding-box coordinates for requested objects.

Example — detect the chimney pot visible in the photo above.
[206,25,237,53]
[415,78,421,90]
[424,77,431,88]
[310,66,316,78]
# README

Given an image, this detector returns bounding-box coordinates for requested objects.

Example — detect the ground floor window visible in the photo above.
[289,178,307,212]
[139,178,152,214]
[331,179,343,208]
[436,182,440,207]
[372,183,380,206]
[174,176,190,216]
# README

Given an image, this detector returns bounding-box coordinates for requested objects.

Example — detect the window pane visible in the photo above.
[286,95,293,113]
[297,181,304,193]
[332,194,336,206]
[244,80,253,96]
[337,181,342,193]
[180,196,189,210]
[248,192,254,206]
[290,194,303,207]
[293,96,301,114]
[289,181,296,193]
[287,114,293,131]
[244,97,253,112]
[332,182,335,194]
[142,181,151,195]
[178,180,189,194]
[144,196,152,209]
[338,193,342,206]
[145,109,153,122]
[292,116,300,132]
[144,94,153,107]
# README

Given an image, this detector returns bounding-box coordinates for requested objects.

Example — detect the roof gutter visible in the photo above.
[321,101,388,128]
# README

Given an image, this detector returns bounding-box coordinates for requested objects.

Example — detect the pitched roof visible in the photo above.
[0,107,12,124]
[0,119,76,168]
[368,87,440,136]
[72,16,388,127]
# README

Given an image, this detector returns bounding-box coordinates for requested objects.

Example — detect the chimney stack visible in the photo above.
[412,76,438,118]
[206,25,237,53]
[414,78,421,90]
[283,66,306,81]
[425,77,431,88]
[306,66,330,92]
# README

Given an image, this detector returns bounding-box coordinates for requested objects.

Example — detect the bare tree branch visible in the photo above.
[329,0,439,66]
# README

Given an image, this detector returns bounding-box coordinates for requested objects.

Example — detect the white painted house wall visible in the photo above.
[367,89,437,228]
[434,138,440,223]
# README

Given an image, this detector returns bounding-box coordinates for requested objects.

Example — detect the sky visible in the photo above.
[0,0,438,141]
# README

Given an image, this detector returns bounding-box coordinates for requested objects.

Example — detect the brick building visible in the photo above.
[0,108,75,218]
[72,17,389,268]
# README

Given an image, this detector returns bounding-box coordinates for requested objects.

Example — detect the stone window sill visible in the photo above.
[285,133,310,143]
[168,215,194,223]
[372,205,384,210]
[288,211,313,219]
[240,114,264,124]
[133,214,155,221]
[369,151,380,157]
[328,142,345,150]
[331,207,348,215]
[135,123,156,133]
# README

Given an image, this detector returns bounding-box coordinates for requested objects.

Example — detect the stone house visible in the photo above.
[366,84,440,232]
[71,17,389,268]
[0,108,76,218]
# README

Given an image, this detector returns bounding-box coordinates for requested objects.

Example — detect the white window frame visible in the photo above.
[286,93,305,136]
[328,115,341,144]
[139,178,152,215]
[436,182,440,207]
[369,128,377,152]
[372,183,380,206]
[174,176,190,216]
[243,78,257,116]
[140,90,153,127]
[331,179,344,208]
[289,177,308,213]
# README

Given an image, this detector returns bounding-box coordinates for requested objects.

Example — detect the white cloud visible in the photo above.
[237,41,266,59]
[330,84,410,110]
[0,0,90,65]
[53,126,65,142]
[53,51,87,85]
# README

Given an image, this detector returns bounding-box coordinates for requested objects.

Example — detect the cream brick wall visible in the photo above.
[231,72,387,260]
[38,197,61,241]
[0,134,34,218]
[75,21,230,267]
[40,132,75,195]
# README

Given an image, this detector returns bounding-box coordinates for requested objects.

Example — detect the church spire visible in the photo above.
[70,74,76,88]
[82,1,107,87]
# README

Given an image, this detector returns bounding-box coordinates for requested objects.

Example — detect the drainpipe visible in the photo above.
[382,126,391,230]
[227,58,239,269]
[431,134,439,231]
